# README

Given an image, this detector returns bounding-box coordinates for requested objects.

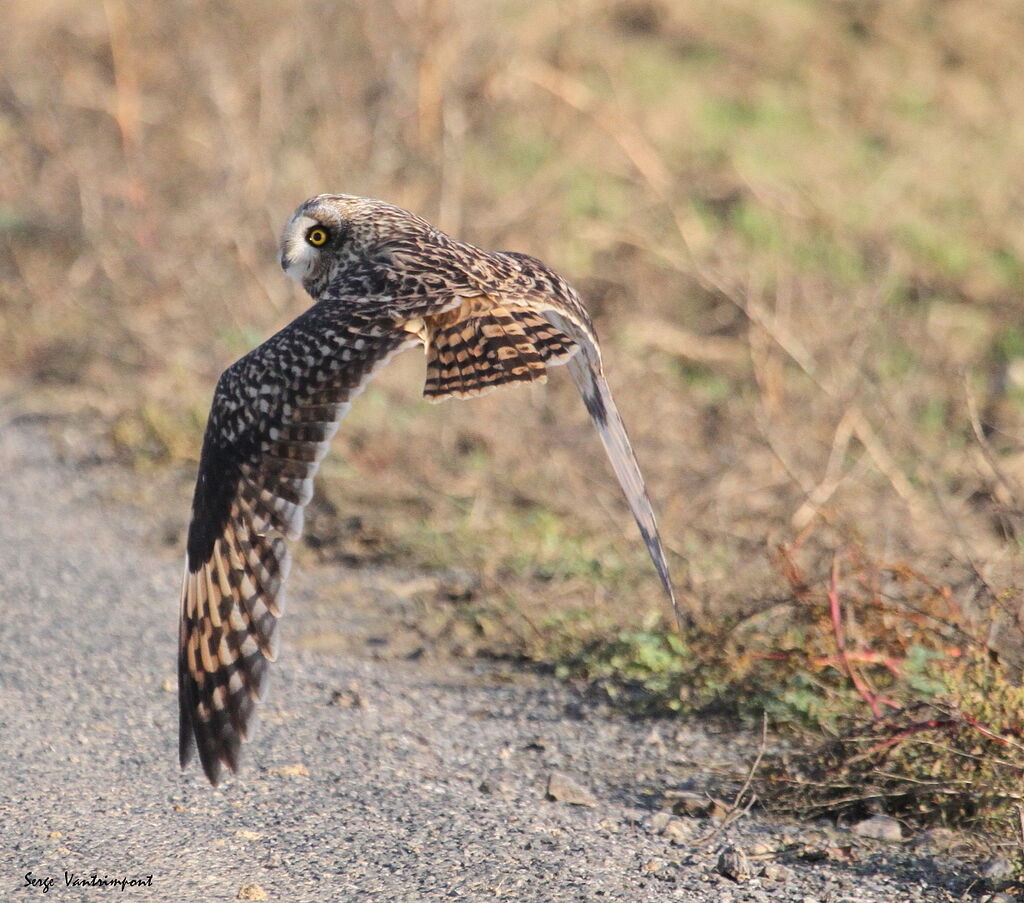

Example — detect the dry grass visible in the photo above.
[4,0,1024,843]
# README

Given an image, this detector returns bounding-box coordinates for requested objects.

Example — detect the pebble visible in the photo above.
[477,768,515,797]
[716,845,751,881]
[545,771,597,807]
[648,811,672,834]
[329,685,365,708]
[851,815,903,841]
[271,763,310,778]
[761,862,794,882]
[981,857,1014,881]
[912,826,960,853]
[664,789,728,820]
[663,819,694,845]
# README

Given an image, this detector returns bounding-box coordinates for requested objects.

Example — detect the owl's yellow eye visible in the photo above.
[306,227,329,247]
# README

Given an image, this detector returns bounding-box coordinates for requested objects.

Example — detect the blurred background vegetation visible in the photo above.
[4,0,1024,840]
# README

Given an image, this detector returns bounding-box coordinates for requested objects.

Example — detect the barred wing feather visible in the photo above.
[178,306,416,784]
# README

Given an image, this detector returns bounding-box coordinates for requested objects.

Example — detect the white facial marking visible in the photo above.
[281,215,321,283]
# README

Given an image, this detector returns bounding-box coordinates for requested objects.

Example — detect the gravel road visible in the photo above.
[0,420,982,902]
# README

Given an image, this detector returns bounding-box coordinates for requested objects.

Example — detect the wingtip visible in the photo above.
[178,732,193,770]
[662,579,692,634]
[650,553,687,633]
[179,724,225,788]
[203,762,223,787]
[562,351,693,634]
[198,745,229,787]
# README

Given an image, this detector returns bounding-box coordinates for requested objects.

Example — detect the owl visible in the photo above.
[179,195,680,784]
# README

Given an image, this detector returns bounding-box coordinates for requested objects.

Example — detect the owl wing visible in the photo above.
[543,308,685,629]
[422,302,579,400]
[421,251,684,629]
[179,304,419,785]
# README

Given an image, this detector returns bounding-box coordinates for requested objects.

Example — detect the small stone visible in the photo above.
[235,830,263,841]
[161,677,175,693]
[663,819,693,845]
[823,843,857,863]
[851,814,903,841]
[716,845,751,881]
[478,775,513,797]
[329,685,364,708]
[271,763,309,778]
[644,726,666,756]
[236,884,268,901]
[664,790,728,819]
[912,826,960,853]
[647,811,672,834]
[545,772,597,807]
[981,857,1014,882]
[760,862,794,882]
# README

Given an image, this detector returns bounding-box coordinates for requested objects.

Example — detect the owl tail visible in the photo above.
[423,306,577,401]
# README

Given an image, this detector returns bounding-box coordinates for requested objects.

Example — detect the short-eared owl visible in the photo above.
[179,195,680,784]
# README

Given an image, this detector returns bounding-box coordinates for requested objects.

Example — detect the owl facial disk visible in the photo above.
[280,215,324,283]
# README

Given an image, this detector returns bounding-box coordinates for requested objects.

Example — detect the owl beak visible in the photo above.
[280,249,304,284]
[279,214,319,284]
[279,241,315,284]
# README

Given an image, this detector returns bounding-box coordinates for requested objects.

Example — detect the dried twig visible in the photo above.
[1016,804,1024,862]
[693,714,769,846]
[102,0,140,156]
[965,376,1024,508]
[828,555,889,719]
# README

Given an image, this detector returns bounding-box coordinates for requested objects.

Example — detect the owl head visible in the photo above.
[278,194,438,299]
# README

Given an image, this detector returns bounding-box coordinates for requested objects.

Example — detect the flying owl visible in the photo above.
[179,194,681,785]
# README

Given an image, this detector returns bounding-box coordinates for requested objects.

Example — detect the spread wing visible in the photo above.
[487,252,685,629]
[178,304,418,784]
[548,312,685,629]
[417,248,683,627]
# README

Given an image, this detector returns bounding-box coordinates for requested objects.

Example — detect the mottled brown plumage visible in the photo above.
[179,194,679,785]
